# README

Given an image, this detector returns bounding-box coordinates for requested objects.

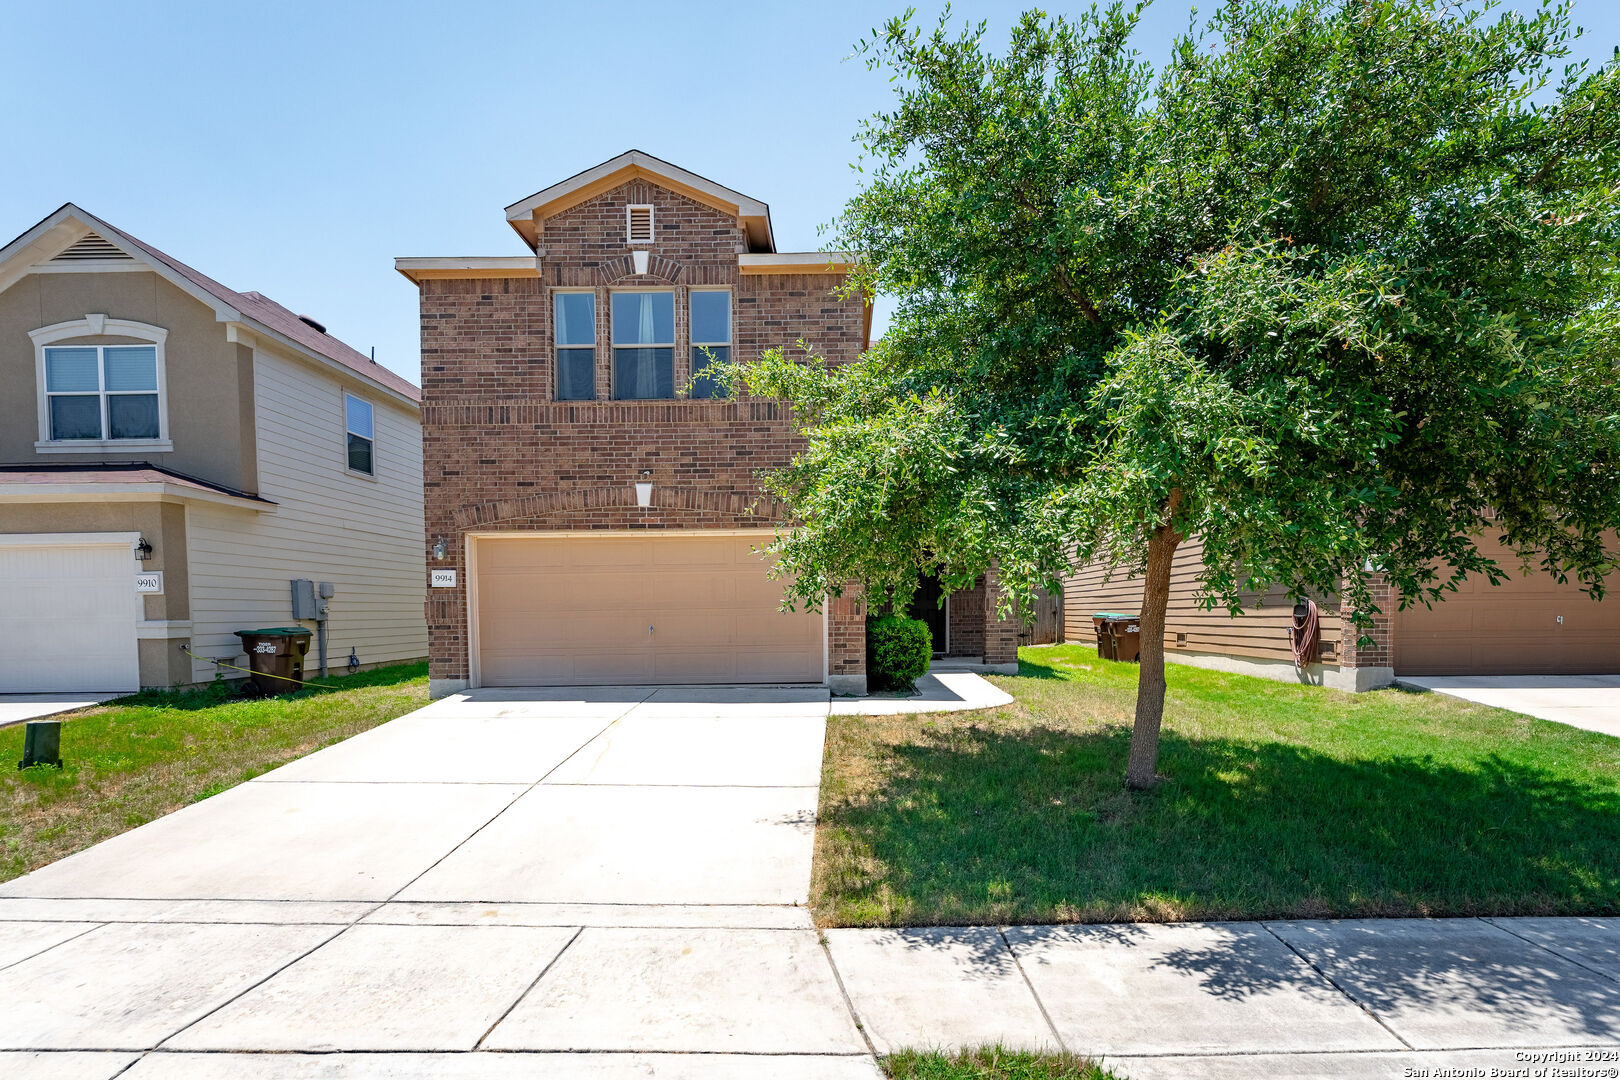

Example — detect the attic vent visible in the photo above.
[626,204,654,245]
[53,232,132,261]
[297,314,327,334]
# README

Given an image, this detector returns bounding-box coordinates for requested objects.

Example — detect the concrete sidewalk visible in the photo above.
[0,683,1615,1078]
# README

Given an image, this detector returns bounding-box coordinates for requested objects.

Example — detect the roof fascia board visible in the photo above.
[395,257,540,283]
[505,151,769,222]
[0,208,94,296]
[738,251,858,274]
[0,483,274,512]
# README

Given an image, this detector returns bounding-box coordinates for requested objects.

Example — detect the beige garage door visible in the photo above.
[1393,533,1620,675]
[474,534,823,686]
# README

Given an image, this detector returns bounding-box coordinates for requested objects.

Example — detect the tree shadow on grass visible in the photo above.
[821,722,1620,929]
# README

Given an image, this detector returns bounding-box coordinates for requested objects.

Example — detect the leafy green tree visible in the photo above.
[735,0,1620,789]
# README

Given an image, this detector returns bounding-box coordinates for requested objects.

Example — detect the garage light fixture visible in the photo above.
[134,537,153,561]
[636,470,653,508]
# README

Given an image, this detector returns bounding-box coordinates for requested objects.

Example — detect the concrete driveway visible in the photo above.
[1397,674,1620,738]
[0,695,117,729]
[0,685,878,1077]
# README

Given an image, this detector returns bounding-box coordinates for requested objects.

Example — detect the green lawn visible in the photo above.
[0,663,428,883]
[813,645,1620,927]
[884,1048,1116,1079]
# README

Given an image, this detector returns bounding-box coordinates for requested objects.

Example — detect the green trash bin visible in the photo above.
[234,627,312,695]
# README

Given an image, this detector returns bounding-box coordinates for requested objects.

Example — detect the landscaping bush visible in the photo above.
[867,614,932,692]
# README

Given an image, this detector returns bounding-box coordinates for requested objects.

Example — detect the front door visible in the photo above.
[908,575,949,657]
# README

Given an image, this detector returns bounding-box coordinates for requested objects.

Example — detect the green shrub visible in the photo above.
[867,614,932,691]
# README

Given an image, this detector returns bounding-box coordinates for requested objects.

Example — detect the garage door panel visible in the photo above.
[475,535,822,687]
[0,540,139,693]
[1394,531,1619,675]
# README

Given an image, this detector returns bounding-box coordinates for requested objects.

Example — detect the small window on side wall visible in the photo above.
[345,394,374,475]
[689,289,731,399]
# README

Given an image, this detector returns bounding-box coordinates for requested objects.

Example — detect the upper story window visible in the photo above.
[689,289,731,400]
[345,393,375,476]
[31,316,169,451]
[555,291,596,401]
[611,290,674,400]
[626,204,654,245]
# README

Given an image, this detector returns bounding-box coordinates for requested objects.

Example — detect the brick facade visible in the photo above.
[413,167,925,693]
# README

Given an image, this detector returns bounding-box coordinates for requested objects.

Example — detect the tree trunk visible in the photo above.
[1125,518,1183,791]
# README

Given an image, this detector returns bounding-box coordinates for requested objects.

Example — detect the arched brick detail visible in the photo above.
[597,253,683,285]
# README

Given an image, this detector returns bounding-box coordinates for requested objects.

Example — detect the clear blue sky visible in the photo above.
[3,1,1613,385]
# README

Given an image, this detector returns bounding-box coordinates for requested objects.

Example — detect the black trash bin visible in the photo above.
[234,627,313,695]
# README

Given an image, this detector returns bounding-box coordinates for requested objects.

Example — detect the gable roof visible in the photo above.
[504,150,776,254]
[0,204,420,406]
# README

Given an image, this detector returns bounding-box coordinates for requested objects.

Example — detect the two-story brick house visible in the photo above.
[400,151,1019,697]
[0,204,427,693]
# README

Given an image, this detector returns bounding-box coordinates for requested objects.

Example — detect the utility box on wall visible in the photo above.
[290,578,329,621]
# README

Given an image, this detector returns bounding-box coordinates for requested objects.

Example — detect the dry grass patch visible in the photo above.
[0,663,427,882]
[813,645,1620,927]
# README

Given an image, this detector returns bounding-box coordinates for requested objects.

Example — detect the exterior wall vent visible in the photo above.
[53,232,133,261]
[626,204,654,245]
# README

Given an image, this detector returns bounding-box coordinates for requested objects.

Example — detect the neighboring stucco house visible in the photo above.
[1063,527,1619,688]
[0,204,427,693]
[399,151,1019,697]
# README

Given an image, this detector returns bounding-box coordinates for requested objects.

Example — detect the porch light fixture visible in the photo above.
[431,537,448,560]
[134,537,154,561]
[635,470,653,508]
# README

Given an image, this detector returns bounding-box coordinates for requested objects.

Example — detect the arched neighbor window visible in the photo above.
[31,315,170,451]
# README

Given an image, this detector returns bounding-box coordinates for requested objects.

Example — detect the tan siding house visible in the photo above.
[0,204,426,693]
[1064,528,1619,688]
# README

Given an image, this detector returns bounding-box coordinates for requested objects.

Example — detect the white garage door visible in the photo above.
[474,534,824,686]
[0,537,140,693]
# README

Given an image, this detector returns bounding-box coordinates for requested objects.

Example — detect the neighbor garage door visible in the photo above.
[474,534,823,686]
[1393,532,1620,676]
[0,537,140,693]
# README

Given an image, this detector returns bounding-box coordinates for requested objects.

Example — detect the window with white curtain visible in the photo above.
[689,289,731,399]
[611,290,674,400]
[555,291,596,400]
[43,345,161,440]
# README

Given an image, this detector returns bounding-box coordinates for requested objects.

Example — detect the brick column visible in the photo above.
[826,580,867,696]
[425,530,470,698]
[982,565,1021,673]
[1334,572,1395,692]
